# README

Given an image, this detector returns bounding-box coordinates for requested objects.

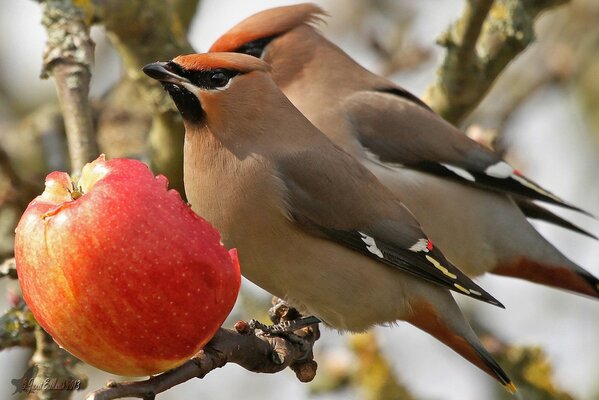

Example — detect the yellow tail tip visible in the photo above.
[504,382,517,394]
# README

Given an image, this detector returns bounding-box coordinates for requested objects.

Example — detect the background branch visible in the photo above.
[29,323,88,400]
[169,0,201,35]
[0,300,36,350]
[0,257,17,279]
[93,0,196,196]
[39,0,98,174]
[424,0,569,124]
[0,146,41,213]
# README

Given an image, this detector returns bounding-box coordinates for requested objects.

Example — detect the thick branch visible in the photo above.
[40,0,98,173]
[455,0,495,62]
[86,302,320,400]
[424,0,569,124]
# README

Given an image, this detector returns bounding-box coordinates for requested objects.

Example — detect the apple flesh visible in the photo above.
[15,155,241,376]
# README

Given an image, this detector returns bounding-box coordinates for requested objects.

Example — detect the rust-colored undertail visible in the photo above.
[494,257,599,299]
[407,299,516,394]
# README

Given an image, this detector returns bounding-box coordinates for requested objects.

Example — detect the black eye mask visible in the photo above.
[165,61,240,89]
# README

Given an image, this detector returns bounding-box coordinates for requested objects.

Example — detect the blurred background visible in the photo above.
[1,0,599,399]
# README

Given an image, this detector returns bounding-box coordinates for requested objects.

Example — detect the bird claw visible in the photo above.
[249,316,321,336]
[268,298,298,323]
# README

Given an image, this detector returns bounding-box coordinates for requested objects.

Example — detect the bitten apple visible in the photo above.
[15,155,241,376]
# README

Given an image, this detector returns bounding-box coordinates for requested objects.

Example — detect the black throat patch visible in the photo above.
[162,83,205,125]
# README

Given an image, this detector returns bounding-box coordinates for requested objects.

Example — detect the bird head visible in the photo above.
[142,53,271,127]
[209,4,326,74]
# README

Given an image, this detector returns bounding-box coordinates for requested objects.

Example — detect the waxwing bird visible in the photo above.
[209,3,599,299]
[143,52,515,392]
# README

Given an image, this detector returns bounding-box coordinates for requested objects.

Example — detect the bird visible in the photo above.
[208,3,599,299]
[142,51,516,392]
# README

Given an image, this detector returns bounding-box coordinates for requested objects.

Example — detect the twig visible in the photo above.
[86,301,320,400]
[0,147,25,191]
[30,323,88,400]
[350,332,415,400]
[170,0,201,35]
[0,257,17,279]
[39,0,98,174]
[0,300,36,350]
[369,32,432,78]
[424,0,569,124]
[0,146,41,212]
[466,41,571,154]
[361,2,432,77]
[476,331,576,399]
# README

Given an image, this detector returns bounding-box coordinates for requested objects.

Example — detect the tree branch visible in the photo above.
[30,323,88,400]
[86,302,320,400]
[0,257,17,279]
[478,332,576,399]
[169,0,201,35]
[93,0,197,197]
[0,146,41,212]
[424,0,569,124]
[0,300,36,350]
[39,0,98,174]
[350,332,415,400]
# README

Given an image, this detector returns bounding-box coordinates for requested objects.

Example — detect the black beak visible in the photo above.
[142,62,191,85]
[143,62,205,124]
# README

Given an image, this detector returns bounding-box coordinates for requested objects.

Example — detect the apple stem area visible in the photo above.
[85,301,320,400]
[71,188,83,200]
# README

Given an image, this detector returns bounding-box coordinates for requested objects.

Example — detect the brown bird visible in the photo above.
[143,52,515,392]
[208,3,599,299]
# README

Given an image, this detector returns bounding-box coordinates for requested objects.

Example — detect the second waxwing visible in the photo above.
[209,3,599,299]
[143,52,516,392]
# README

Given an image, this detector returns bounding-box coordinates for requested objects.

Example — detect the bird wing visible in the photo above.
[275,148,503,308]
[342,89,591,216]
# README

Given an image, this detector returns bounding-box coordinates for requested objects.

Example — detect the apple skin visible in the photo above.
[15,155,241,376]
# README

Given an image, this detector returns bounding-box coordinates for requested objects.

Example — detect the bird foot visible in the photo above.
[249,315,321,335]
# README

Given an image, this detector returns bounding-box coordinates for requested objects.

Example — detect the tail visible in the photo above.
[406,297,516,394]
[494,257,599,299]
[515,199,598,240]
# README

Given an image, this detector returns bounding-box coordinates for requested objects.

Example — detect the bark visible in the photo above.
[424,0,569,124]
[39,0,98,174]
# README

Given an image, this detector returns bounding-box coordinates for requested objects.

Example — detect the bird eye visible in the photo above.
[210,72,229,88]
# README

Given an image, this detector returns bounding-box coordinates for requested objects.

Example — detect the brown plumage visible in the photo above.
[209,3,599,300]
[143,52,515,392]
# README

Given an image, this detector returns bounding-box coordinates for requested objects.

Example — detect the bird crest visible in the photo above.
[173,52,271,74]
[209,3,327,52]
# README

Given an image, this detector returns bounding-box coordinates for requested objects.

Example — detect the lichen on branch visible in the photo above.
[424,0,569,125]
[39,0,98,174]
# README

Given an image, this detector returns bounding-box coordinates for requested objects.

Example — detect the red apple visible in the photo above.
[14,155,241,376]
